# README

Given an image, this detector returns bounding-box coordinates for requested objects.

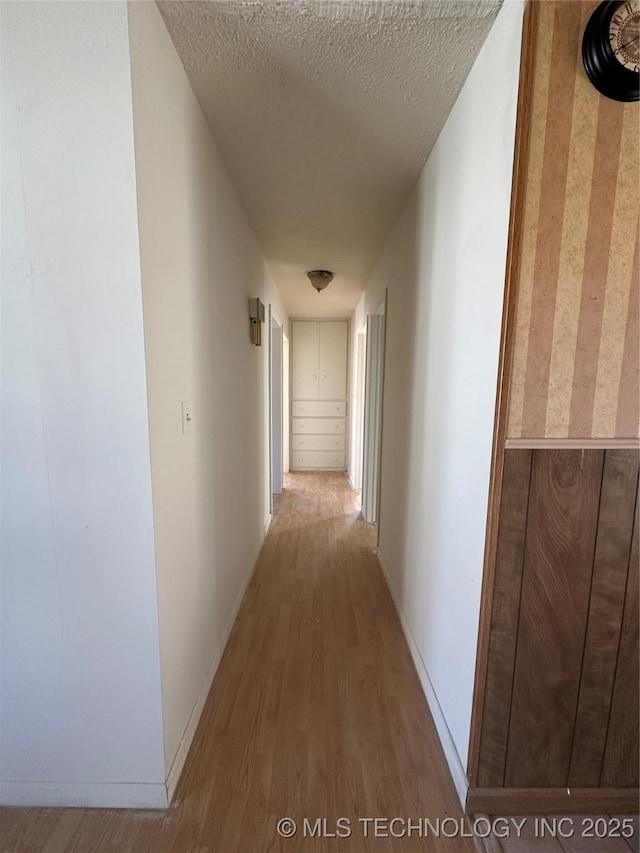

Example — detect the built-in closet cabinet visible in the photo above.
[290,320,348,470]
[291,321,347,400]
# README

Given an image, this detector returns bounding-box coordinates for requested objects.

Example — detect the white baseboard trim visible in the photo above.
[0,780,168,809]
[165,533,263,805]
[376,549,469,809]
[264,512,273,536]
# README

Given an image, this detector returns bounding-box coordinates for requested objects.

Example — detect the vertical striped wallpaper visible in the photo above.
[507,1,639,441]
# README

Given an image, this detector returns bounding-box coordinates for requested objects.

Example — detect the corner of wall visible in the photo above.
[375,550,469,808]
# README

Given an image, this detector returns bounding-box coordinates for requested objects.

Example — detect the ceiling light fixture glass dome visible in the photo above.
[307,269,333,293]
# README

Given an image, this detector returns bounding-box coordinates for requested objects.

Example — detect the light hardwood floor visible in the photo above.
[0,472,474,853]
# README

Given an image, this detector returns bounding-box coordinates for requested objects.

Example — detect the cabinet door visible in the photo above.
[318,321,347,400]
[291,321,319,399]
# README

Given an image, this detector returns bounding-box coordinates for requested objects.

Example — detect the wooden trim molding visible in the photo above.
[505,437,640,449]
[467,0,540,789]
[466,787,640,816]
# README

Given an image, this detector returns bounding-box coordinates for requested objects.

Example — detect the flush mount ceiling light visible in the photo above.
[307,269,333,293]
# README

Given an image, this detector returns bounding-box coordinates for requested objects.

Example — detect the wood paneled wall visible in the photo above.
[507,1,639,440]
[468,1,639,817]
[477,448,639,792]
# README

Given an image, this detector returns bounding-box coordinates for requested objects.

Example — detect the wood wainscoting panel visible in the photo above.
[478,449,533,787]
[476,447,640,805]
[569,450,640,787]
[504,450,604,788]
[601,510,639,788]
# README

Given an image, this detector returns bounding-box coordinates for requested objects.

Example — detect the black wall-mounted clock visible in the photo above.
[583,1,640,102]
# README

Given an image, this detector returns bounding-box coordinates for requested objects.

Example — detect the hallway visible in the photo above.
[0,474,473,853]
[3,0,638,843]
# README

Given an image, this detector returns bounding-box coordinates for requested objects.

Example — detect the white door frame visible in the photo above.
[269,310,283,501]
[352,324,367,493]
[361,293,387,528]
[283,331,290,475]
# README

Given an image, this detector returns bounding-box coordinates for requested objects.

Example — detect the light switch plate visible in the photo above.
[181,400,192,434]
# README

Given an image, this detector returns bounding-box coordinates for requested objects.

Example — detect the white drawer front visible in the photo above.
[292,418,345,435]
[291,401,346,418]
[291,451,346,469]
[291,434,346,451]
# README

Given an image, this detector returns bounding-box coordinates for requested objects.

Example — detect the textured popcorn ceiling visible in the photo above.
[158,0,502,316]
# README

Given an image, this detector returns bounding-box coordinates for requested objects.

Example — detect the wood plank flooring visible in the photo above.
[0,473,473,853]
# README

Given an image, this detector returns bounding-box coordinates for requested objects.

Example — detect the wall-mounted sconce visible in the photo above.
[249,297,265,346]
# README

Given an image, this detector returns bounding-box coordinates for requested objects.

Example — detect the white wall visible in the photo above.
[1,1,166,807]
[364,0,523,802]
[127,1,287,792]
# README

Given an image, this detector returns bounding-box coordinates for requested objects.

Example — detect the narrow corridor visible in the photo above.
[0,473,473,852]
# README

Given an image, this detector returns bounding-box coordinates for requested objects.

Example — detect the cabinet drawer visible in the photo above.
[291,451,346,469]
[291,418,345,435]
[291,434,346,451]
[291,401,346,418]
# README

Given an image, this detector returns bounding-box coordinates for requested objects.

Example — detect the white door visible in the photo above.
[318,321,347,400]
[291,321,319,399]
[361,306,385,525]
